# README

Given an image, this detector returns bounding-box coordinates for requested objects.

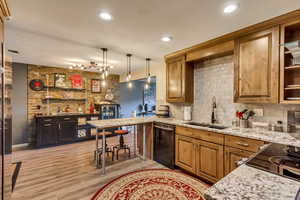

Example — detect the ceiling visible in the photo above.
[5,0,300,74]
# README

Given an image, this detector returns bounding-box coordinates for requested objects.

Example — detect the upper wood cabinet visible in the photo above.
[166,56,194,103]
[234,26,280,103]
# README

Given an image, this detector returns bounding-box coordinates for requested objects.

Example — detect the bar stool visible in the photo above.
[92,131,114,166]
[113,129,131,160]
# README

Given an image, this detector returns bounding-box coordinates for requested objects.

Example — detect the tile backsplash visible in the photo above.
[169,55,300,129]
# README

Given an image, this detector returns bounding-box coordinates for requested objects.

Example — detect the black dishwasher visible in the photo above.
[153,122,175,169]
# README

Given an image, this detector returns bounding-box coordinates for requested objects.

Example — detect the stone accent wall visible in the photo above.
[27,65,119,143]
[169,55,300,129]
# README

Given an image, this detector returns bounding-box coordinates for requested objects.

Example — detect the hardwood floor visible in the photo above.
[11,134,164,200]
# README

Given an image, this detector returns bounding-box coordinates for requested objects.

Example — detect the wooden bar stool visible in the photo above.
[92,131,115,166]
[113,129,131,160]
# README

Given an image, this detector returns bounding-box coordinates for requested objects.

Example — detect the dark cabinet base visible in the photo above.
[35,114,100,148]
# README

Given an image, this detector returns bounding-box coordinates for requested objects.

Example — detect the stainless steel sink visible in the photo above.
[184,122,227,130]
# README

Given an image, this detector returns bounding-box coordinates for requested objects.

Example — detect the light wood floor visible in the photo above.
[11,134,164,200]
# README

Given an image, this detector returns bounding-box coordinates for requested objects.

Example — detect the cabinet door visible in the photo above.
[224,146,253,176]
[167,56,185,101]
[38,123,59,146]
[234,26,279,103]
[59,121,77,143]
[175,135,196,173]
[195,140,224,183]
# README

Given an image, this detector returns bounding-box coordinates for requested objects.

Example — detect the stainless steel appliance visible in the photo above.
[153,123,175,169]
[247,143,300,181]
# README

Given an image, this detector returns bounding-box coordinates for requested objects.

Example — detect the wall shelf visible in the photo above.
[42,98,86,104]
[44,86,86,92]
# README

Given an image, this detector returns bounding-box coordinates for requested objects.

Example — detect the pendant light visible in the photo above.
[101,48,108,87]
[126,54,132,88]
[145,58,151,89]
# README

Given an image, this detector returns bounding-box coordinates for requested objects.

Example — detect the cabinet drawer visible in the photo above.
[176,126,224,145]
[225,135,264,152]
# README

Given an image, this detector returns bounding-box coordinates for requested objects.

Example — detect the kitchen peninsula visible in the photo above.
[88,116,300,199]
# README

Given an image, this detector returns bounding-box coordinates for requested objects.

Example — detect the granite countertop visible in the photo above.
[88,116,300,200]
[204,165,300,200]
[36,113,100,118]
[88,117,300,147]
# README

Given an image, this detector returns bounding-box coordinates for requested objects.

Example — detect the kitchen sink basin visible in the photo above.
[184,122,227,130]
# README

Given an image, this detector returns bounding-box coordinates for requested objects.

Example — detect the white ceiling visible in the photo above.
[5,0,300,74]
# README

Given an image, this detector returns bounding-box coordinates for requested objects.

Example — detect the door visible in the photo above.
[38,123,59,146]
[59,121,77,143]
[166,56,185,101]
[153,124,175,168]
[175,135,196,173]
[195,140,224,183]
[234,26,279,103]
[225,146,253,175]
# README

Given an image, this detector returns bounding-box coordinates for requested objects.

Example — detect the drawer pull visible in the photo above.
[236,142,249,147]
[64,118,71,120]
[44,119,52,122]
[43,124,51,127]
[235,157,248,166]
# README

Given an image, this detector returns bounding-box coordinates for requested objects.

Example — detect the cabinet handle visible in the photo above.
[44,119,52,122]
[59,124,61,130]
[235,157,248,166]
[236,142,249,147]
[64,118,71,120]
[44,124,51,127]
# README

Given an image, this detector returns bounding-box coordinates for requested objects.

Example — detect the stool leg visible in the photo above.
[120,135,124,148]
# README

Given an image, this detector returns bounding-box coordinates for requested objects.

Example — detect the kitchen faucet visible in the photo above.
[211,96,217,124]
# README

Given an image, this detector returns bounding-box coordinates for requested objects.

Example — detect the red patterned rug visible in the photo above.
[91,169,207,200]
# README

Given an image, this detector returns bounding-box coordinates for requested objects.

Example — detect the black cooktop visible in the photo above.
[247,143,300,181]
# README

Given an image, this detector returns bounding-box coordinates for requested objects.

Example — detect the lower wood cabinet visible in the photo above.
[175,134,223,183]
[175,126,265,183]
[195,140,224,183]
[175,135,196,173]
[224,146,253,176]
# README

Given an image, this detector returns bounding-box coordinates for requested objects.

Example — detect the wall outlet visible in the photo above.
[253,108,264,117]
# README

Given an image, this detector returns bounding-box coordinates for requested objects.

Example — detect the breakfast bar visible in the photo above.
[88,117,155,174]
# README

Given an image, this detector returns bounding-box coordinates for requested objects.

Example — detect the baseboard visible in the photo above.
[12,143,29,151]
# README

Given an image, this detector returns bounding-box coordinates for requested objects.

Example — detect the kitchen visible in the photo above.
[2,1,300,200]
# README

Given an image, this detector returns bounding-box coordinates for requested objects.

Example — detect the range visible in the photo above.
[247,143,300,181]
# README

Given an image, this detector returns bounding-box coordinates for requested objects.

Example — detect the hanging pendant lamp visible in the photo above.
[145,58,151,89]
[101,48,108,87]
[126,54,133,88]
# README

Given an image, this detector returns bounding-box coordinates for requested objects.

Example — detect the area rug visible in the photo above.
[92,169,207,200]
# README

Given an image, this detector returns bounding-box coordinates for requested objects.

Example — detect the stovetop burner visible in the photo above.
[247,143,300,181]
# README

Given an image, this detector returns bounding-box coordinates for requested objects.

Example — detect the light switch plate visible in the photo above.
[253,108,264,117]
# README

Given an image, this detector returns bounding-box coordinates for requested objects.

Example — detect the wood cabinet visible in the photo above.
[59,120,77,143]
[280,19,300,103]
[175,135,196,173]
[234,26,280,103]
[175,127,224,183]
[166,56,194,103]
[37,123,59,147]
[175,126,266,182]
[224,146,253,176]
[195,139,224,183]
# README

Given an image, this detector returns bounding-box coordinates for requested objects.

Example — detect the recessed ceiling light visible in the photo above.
[99,12,113,21]
[224,4,238,14]
[161,36,172,42]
